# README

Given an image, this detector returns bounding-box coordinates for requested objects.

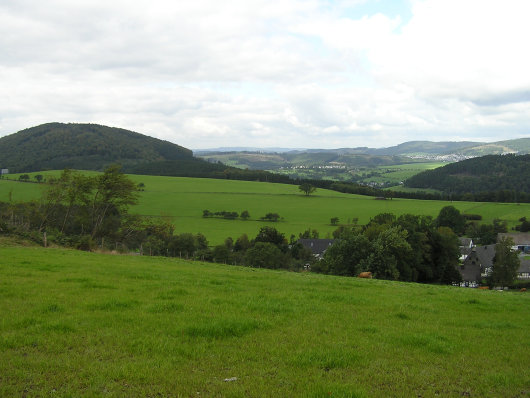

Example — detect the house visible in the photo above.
[459,244,529,286]
[497,233,530,253]
[297,239,336,260]
[458,244,495,287]
[0,169,8,175]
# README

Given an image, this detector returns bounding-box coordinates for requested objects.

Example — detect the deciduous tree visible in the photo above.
[489,237,520,289]
[299,183,316,196]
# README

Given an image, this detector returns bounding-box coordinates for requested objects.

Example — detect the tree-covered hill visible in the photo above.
[0,123,194,172]
[404,154,530,200]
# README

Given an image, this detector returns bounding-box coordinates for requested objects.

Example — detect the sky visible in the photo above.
[1,0,530,149]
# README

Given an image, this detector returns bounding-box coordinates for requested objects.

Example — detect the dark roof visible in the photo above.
[498,233,530,246]
[459,237,473,248]
[460,247,473,258]
[473,245,496,268]
[298,239,336,255]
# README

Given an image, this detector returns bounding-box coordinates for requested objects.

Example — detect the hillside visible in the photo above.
[0,123,194,172]
[457,138,530,156]
[404,154,530,199]
[1,245,528,397]
[197,138,530,169]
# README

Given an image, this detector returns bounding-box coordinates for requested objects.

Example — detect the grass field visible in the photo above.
[1,173,529,245]
[0,243,528,397]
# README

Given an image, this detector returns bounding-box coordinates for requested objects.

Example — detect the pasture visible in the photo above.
[1,173,529,245]
[0,244,528,397]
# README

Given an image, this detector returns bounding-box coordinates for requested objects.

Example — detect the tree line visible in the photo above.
[314,210,463,284]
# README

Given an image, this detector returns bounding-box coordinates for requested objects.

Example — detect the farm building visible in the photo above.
[498,233,530,253]
[459,243,530,286]
[458,245,495,287]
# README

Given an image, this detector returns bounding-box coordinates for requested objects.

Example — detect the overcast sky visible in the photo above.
[1,0,530,149]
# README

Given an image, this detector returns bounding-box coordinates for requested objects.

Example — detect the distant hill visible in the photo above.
[0,123,195,173]
[197,138,530,162]
[456,138,530,156]
[404,154,530,200]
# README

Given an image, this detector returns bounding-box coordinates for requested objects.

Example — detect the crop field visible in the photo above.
[1,173,529,245]
[0,244,528,397]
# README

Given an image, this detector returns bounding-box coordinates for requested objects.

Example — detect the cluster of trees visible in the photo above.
[202,210,248,220]
[1,166,141,249]
[313,208,465,284]
[207,227,314,270]
[201,210,281,222]
[515,217,530,232]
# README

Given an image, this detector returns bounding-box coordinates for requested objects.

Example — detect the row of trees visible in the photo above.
[314,209,464,284]
[202,210,248,220]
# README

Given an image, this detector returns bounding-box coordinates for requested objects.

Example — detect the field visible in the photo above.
[1,174,529,245]
[0,243,528,397]
[361,162,447,186]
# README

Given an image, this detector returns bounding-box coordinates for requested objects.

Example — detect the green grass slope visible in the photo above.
[2,173,529,245]
[0,246,528,397]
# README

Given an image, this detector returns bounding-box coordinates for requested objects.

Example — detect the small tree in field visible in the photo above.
[240,210,250,220]
[299,183,316,196]
[261,213,280,222]
[330,217,339,226]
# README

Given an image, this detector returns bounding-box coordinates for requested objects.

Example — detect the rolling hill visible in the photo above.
[404,154,530,199]
[0,123,195,173]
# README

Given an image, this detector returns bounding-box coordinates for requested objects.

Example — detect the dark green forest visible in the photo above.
[405,154,530,202]
[0,123,193,172]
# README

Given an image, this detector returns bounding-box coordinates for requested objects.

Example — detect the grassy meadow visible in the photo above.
[0,243,529,397]
[1,173,529,245]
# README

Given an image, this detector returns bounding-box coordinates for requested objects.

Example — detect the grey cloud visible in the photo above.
[471,90,530,107]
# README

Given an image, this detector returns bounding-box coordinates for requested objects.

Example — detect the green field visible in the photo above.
[355,162,446,186]
[1,173,529,245]
[0,243,528,397]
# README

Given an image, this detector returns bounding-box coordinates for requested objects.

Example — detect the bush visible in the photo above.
[76,235,94,251]
[261,213,280,222]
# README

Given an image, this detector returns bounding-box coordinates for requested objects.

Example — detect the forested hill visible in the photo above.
[404,154,530,200]
[0,123,193,172]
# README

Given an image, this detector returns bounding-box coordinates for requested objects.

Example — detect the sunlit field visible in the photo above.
[1,173,528,244]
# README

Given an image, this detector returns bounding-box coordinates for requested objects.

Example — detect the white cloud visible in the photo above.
[0,0,529,149]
